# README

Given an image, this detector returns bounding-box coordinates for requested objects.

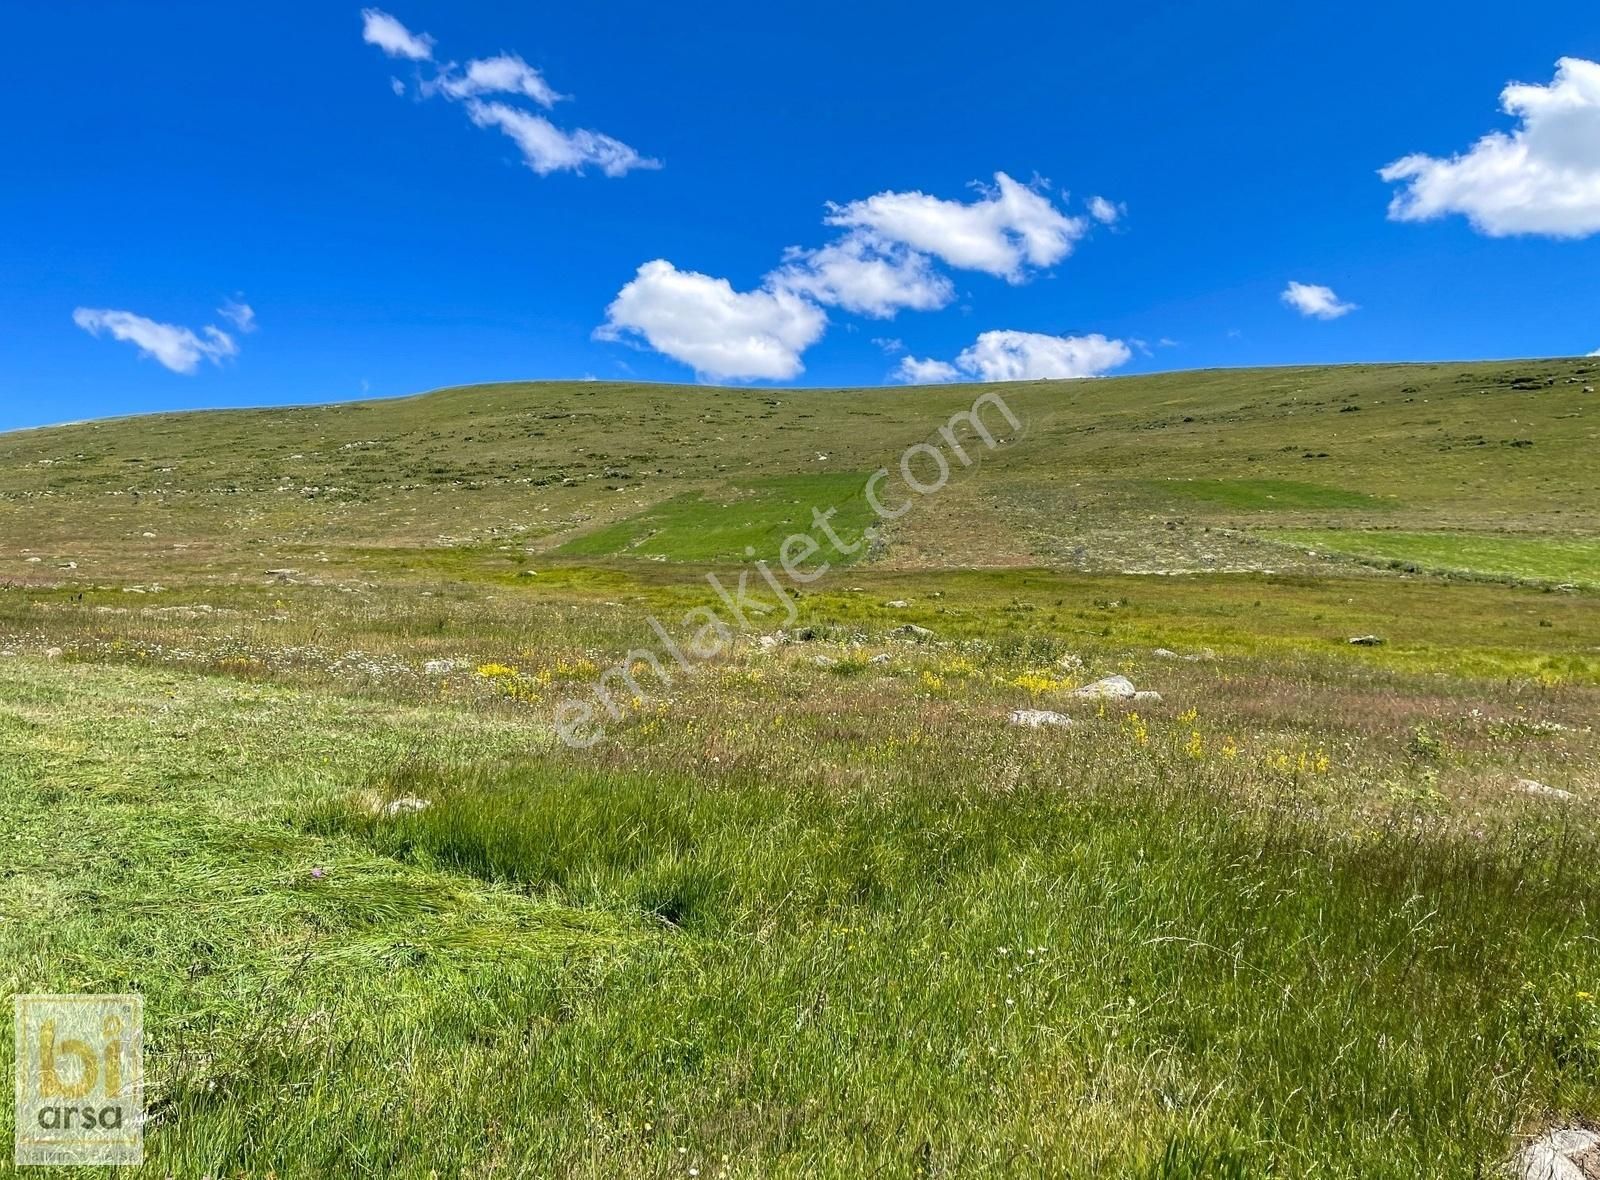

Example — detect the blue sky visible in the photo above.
[3,1,1598,431]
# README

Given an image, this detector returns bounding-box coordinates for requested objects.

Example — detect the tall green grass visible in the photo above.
[261,757,1600,1176]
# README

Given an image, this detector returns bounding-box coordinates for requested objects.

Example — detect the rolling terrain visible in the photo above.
[2,360,1598,1177]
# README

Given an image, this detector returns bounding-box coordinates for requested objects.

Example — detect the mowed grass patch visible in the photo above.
[1271,529,1600,587]
[1146,478,1393,512]
[273,757,1600,1177]
[554,472,877,564]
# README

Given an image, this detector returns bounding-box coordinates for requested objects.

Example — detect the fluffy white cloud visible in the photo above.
[895,329,1130,384]
[768,232,953,318]
[895,356,962,383]
[595,260,828,381]
[1589,347,1600,357]
[1381,57,1600,238]
[1281,281,1357,320]
[434,54,563,107]
[217,299,256,334]
[825,172,1087,281]
[364,15,654,179]
[1087,195,1122,224]
[956,330,1130,381]
[465,100,658,177]
[73,308,238,375]
[361,8,434,61]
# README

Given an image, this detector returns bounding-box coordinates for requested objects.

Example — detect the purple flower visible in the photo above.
[310,867,325,879]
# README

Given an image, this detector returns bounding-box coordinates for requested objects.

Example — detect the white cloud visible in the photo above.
[594,260,827,381]
[73,308,238,375]
[768,232,953,318]
[361,8,434,61]
[1281,281,1357,320]
[1382,57,1600,238]
[364,16,654,179]
[895,329,1130,384]
[895,356,963,384]
[1087,195,1122,224]
[464,100,657,177]
[434,54,564,107]
[217,299,257,334]
[871,337,904,355]
[1589,347,1600,357]
[825,172,1088,281]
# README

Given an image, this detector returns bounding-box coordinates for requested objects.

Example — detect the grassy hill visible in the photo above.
[4,357,1598,585]
[2,361,1599,1176]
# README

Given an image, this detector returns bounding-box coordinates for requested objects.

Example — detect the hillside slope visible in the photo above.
[3,358,1597,585]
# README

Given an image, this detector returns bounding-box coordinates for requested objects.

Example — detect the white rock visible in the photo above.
[1514,1127,1600,1180]
[383,796,432,817]
[423,659,455,676]
[813,655,837,668]
[1517,778,1575,801]
[1347,635,1385,646]
[893,623,935,641]
[44,647,63,660]
[1073,675,1137,700]
[1009,709,1073,729]
[1152,648,1182,659]
[1056,653,1086,672]
[884,599,910,609]
[1133,690,1163,703]
[868,653,892,666]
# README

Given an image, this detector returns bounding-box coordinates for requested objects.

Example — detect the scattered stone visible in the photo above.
[384,796,432,817]
[893,623,935,641]
[59,561,77,570]
[1517,778,1575,801]
[1009,708,1073,729]
[813,655,837,668]
[1347,635,1385,646]
[791,626,819,642]
[1513,1127,1600,1180]
[44,647,63,661]
[1555,584,1578,593]
[757,633,783,650]
[1073,674,1138,700]
[24,557,40,564]
[266,568,299,577]
[423,659,455,676]
[1057,653,1086,672]
[1152,648,1181,659]
[884,599,910,609]
[868,653,892,666]
[1133,690,1163,703]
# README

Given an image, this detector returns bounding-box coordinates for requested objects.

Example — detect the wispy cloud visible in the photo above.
[217,298,257,334]
[361,10,657,178]
[1281,281,1357,320]
[73,307,240,374]
[360,8,434,61]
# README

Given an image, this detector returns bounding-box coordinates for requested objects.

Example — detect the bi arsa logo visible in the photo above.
[14,994,144,1166]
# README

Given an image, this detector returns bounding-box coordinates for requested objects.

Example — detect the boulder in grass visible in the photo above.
[1133,690,1163,703]
[1517,778,1575,801]
[893,623,935,641]
[1513,1127,1600,1180]
[383,796,432,817]
[1073,675,1137,700]
[1347,635,1385,646]
[1010,709,1073,729]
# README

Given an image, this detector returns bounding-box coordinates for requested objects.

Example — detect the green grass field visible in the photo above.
[2,360,1598,1176]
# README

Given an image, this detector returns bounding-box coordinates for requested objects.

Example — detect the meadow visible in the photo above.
[2,359,1598,1176]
